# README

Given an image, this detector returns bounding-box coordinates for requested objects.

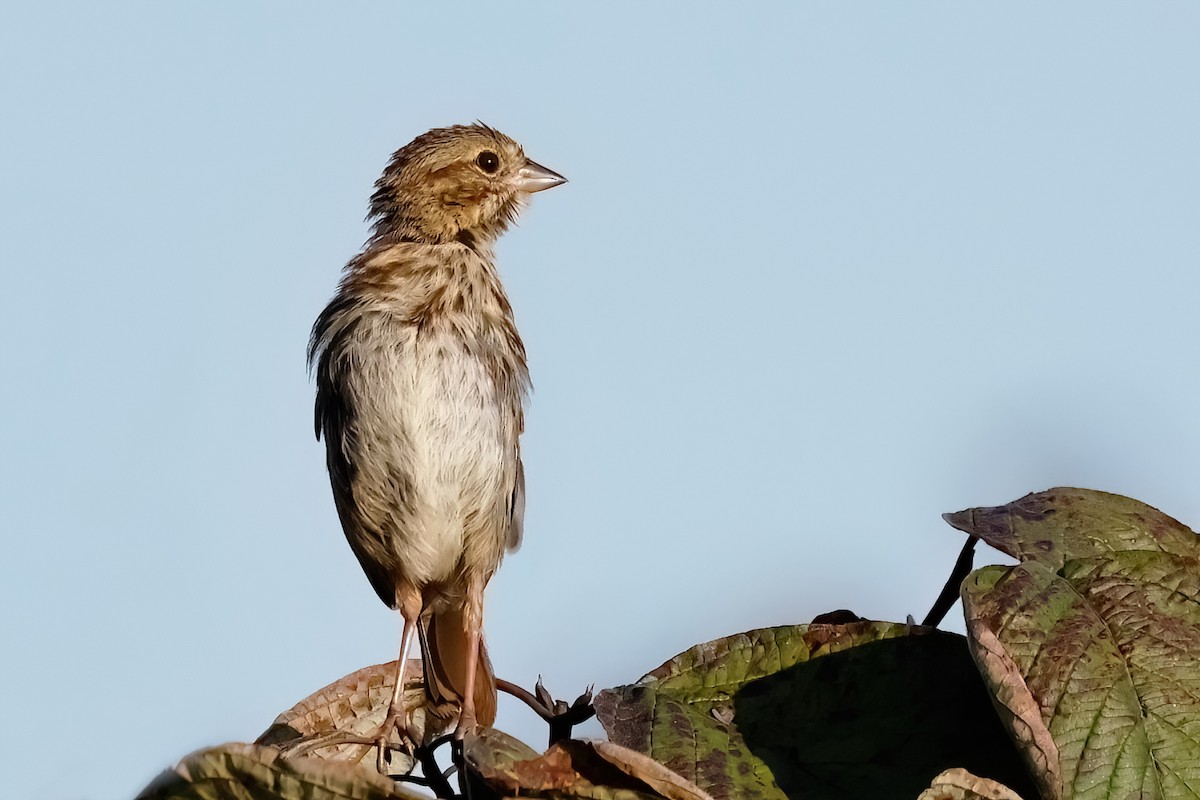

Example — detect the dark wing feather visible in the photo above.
[507,456,525,551]
[309,297,399,609]
[309,295,357,440]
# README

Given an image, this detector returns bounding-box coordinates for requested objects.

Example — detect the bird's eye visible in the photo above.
[476,151,500,174]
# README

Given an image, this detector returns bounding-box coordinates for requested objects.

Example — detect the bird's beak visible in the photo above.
[515,158,567,193]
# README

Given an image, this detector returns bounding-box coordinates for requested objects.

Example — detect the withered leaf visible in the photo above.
[943,488,1199,569]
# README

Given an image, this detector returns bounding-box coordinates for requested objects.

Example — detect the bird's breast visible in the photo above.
[404,323,521,578]
[340,305,524,587]
[405,325,511,462]
[321,243,529,590]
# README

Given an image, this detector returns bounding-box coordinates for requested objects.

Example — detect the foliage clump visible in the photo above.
[138,488,1200,799]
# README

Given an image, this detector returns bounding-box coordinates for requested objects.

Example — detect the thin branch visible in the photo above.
[411,736,459,799]
[498,677,596,746]
[497,678,557,722]
[922,535,978,627]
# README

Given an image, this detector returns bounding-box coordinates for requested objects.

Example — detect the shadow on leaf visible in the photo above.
[733,635,1035,800]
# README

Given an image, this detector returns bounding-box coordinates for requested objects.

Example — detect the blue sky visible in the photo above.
[3,4,1199,798]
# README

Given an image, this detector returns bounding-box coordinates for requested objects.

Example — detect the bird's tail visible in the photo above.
[421,605,498,727]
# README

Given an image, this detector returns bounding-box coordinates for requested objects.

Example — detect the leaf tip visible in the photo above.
[942,509,973,533]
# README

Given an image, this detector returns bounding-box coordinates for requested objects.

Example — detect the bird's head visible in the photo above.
[367,123,566,248]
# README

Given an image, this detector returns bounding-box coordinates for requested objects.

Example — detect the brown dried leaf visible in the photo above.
[463,728,701,799]
[256,660,452,772]
[917,768,1027,800]
[463,727,552,793]
[587,741,715,800]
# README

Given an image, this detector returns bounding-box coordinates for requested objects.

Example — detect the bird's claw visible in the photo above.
[374,710,416,773]
[453,708,478,741]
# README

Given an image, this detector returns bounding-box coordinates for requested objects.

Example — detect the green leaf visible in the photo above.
[135,742,421,800]
[596,623,1036,800]
[943,488,1200,569]
[963,552,1200,799]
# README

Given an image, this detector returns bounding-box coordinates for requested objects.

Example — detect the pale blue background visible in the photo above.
[3,3,1199,798]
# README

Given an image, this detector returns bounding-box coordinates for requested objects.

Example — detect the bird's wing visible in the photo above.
[507,456,525,551]
[309,296,401,609]
[309,294,356,441]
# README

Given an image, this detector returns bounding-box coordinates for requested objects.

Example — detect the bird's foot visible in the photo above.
[373,708,417,773]
[452,707,478,741]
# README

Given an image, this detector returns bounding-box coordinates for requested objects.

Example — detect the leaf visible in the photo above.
[961,617,1059,794]
[134,742,423,800]
[963,552,1200,799]
[462,728,708,799]
[917,768,1027,800]
[256,660,452,772]
[595,623,1036,800]
[943,488,1200,569]
[587,741,715,800]
[462,726,545,794]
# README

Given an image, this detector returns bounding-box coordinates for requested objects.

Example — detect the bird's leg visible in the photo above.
[375,594,422,772]
[454,573,485,739]
[385,615,417,731]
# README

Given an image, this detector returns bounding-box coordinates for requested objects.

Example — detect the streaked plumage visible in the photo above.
[308,123,564,746]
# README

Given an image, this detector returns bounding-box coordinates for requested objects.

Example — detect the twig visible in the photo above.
[497,677,596,746]
[922,535,978,627]
[402,734,459,798]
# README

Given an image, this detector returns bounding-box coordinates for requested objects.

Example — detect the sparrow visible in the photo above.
[308,123,565,752]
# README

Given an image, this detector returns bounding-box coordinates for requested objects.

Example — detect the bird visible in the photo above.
[307,123,565,753]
